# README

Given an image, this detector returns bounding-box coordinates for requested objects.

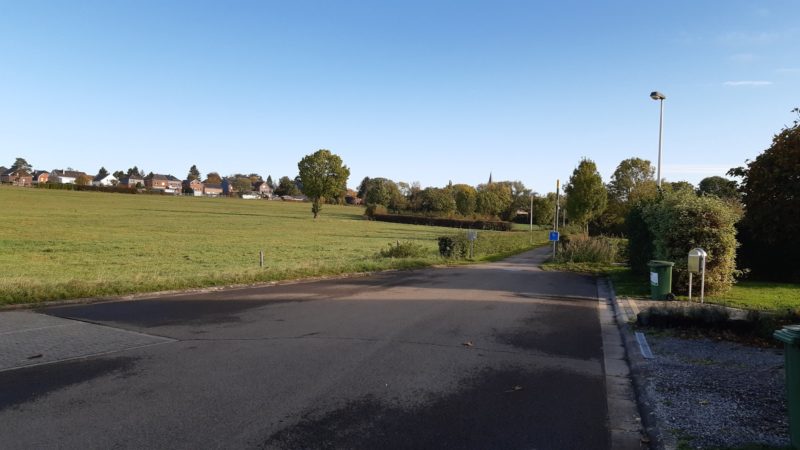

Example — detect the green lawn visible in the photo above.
[0,187,548,305]
[543,260,800,313]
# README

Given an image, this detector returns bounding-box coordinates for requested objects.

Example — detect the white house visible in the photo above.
[50,169,86,184]
[92,174,118,187]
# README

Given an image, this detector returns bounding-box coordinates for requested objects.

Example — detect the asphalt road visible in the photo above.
[0,248,610,449]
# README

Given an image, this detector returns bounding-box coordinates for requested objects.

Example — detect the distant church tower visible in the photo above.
[488,172,493,184]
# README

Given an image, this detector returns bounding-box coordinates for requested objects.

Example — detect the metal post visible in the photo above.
[700,255,706,304]
[553,180,560,258]
[688,272,693,302]
[657,98,664,189]
[529,194,533,244]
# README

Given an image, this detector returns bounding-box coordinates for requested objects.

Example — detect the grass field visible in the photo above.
[0,187,549,305]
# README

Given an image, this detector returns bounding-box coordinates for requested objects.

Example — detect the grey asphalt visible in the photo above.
[0,248,612,449]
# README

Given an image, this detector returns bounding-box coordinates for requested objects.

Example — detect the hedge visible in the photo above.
[371,214,512,231]
[37,183,139,194]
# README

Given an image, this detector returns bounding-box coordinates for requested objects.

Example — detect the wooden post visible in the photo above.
[259,250,264,268]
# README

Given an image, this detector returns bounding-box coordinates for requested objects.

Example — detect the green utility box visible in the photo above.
[774,325,800,448]
[647,260,674,300]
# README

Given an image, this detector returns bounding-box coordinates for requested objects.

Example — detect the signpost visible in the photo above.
[467,229,478,259]
[552,180,560,259]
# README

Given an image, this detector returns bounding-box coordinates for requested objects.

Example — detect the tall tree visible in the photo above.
[230,176,253,193]
[452,184,478,216]
[565,158,608,233]
[75,174,92,186]
[297,149,350,218]
[248,173,262,184]
[10,157,32,173]
[729,107,800,280]
[96,167,109,178]
[357,177,371,199]
[608,158,654,203]
[127,166,144,178]
[113,170,125,179]
[274,176,300,196]
[266,175,274,189]
[187,165,201,181]
[205,172,222,184]
[698,176,739,200]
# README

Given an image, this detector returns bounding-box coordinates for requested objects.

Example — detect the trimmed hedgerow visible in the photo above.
[372,214,512,231]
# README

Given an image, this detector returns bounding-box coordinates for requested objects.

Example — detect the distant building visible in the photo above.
[92,174,118,187]
[50,169,87,184]
[31,170,49,185]
[145,174,181,194]
[1,168,33,186]
[252,181,273,198]
[183,179,204,196]
[203,183,222,197]
[118,176,144,188]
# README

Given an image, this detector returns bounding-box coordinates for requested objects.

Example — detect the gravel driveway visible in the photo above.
[635,331,789,449]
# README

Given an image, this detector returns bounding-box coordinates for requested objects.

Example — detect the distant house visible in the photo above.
[145,174,181,194]
[345,195,363,205]
[92,174,118,187]
[183,179,204,196]
[31,170,49,185]
[203,183,222,197]
[252,181,273,198]
[118,176,144,188]
[1,168,33,186]
[221,178,239,196]
[50,169,87,184]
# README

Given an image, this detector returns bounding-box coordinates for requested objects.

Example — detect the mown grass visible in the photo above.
[0,187,548,305]
[544,259,800,313]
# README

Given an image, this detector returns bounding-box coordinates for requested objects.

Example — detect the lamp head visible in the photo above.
[650,91,666,100]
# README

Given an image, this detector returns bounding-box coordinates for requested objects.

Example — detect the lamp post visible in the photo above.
[650,91,666,188]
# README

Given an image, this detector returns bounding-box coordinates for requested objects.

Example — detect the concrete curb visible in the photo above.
[597,278,647,449]
[605,279,668,450]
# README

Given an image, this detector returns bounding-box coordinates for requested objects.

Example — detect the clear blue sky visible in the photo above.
[1,1,798,194]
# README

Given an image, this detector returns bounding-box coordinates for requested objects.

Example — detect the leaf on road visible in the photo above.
[462,341,474,347]
[504,385,523,393]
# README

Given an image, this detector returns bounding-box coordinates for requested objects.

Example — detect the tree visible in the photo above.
[274,176,300,196]
[187,165,201,181]
[530,193,556,226]
[96,167,109,179]
[475,182,512,218]
[10,157,32,173]
[419,187,456,214]
[565,158,608,233]
[357,177,371,199]
[297,149,350,218]
[608,158,654,203]
[666,181,695,194]
[266,175,274,189]
[127,166,144,178]
[452,184,477,216]
[698,176,739,200]
[205,172,222,184]
[230,176,253,193]
[364,178,404,212]
[248,173,262,184]
[113,170,125,179]
[75,174,92,186]
[729,107,800,281]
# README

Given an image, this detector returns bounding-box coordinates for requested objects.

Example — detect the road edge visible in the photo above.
[597,278,647,449]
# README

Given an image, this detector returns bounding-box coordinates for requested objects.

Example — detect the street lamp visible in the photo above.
[650,91,666,188]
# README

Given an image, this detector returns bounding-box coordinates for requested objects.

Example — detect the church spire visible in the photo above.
[488,172,493,184]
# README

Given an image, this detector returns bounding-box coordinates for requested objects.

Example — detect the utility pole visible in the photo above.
[553,180,560,258]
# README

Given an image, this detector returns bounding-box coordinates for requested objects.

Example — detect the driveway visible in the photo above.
[0,248,618,449]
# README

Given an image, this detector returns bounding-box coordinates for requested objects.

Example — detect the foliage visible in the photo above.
[475,182,512,218]
[372,214,513,231]
[230,176,253,194]
[364,177,405,212]
[205,172,222,184]
[666,181,695,194]
[437,230,546,259]
[266,175,274,189]
[607,157,654,203]
[274,176,300,196]
[452,184,477,216]
[364,203,388,218]
[187,165,201,181]
[555,234,619,264]
[357,176,370,199]
[379,241,430,258]
[565,158,608,232]
[10,157,32,173]
[642,190,741,295]
[529,194,555,226]
[730,108,800,281]
[113,170,125,179]
[75,174,92,186]
[418,187,456,214]
[626,201,656,274]
[96,167,109,178]
[697,176,739,200]
[297,149,350,218]
[126,166,145,178]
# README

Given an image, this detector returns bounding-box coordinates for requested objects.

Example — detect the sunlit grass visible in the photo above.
[0,187,547,305]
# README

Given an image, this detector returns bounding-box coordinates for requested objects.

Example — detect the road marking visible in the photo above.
[635,332,654,359]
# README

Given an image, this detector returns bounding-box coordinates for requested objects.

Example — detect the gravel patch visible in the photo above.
[637,332,789,449]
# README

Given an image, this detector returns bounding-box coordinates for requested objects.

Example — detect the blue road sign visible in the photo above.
[549,231,560,241]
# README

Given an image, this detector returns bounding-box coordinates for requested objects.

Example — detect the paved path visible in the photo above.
[0,248,632,449]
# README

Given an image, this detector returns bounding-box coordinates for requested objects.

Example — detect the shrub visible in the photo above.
[556,234,618,264]
[642,191,741,295]
[364,204,388,218]
[626,201,655,274]
[438,231,534,259]
[379,241,429,258]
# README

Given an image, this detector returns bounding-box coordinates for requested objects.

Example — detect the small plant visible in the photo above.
[556,234,618,264]
[379,241,429,258]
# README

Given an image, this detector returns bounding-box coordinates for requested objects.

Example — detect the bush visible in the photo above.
[438,231,534,259]
[38,183,138,194]
[642,191,741,295]
[626,201,655,274]
[556,234,618,264]
[372,214,512,231]
[379,241,429,258]
[364,204,388,218]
